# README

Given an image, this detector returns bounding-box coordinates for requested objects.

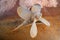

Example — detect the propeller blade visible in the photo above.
[17,7,22,16]
[17,7,32,20]
[30,19,38,38]
[12,20,28,31]
[39,17,50,27]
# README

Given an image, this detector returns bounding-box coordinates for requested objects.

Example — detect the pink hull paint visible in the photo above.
[19,0,58,8]
[0,0,60,20]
